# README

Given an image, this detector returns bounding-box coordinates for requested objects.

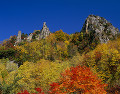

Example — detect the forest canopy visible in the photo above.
[0,28,120,93]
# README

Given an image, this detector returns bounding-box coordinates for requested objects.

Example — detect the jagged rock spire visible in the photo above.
[39,22,51,39]
[15,31,21,44]
[14,22,50,43]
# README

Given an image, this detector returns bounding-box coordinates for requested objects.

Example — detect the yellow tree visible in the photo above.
[5,59,70,93]
[83,38,120,88]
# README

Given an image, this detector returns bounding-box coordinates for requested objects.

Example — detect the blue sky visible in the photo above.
[0,0,120,41]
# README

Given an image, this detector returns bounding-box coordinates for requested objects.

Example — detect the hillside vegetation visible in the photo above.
[0,15,120,93]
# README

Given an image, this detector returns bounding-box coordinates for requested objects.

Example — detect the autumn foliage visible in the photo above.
[17,88,44,94]
[1,30,120,94]
[49,65,107,94]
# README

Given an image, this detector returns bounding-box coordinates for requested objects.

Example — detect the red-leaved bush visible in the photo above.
[17,90,30,94]
[17,88,44,94]
[49,65,108,94]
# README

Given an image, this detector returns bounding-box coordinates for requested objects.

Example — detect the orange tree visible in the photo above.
[49,65,107,94]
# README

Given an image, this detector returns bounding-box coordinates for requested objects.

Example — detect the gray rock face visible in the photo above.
[6,60,18,72]
[15,31,21,44]
[81,15,119,43]
[38,22,51,39]
[15,22,51,43]
[27,33,33,41]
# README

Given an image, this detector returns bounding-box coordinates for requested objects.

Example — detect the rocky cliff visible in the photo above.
[15,22,51,43]
[81,15,119,43]
[38,22,51,39]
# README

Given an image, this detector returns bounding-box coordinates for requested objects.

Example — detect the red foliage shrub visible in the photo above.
[49,65,108,94]
[17,88,44,94]
[17,90,30,94]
